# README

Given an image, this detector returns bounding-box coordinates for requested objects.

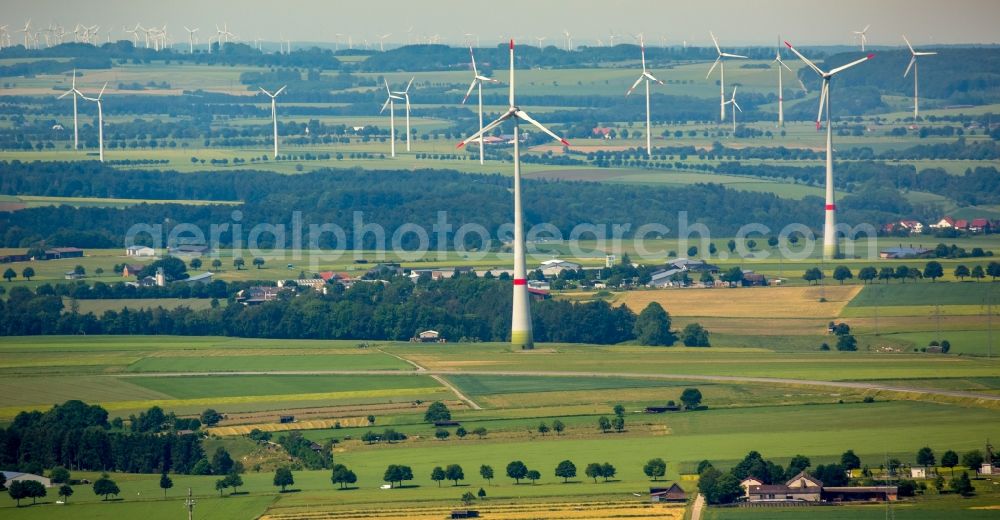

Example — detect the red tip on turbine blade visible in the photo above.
[867,53,875,60]
[560,139,570,147]
[510,39,514,50]
[784,41,792,49]
[457,142,465,149]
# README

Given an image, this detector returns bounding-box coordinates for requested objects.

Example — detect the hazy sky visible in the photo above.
[7,0,999,47]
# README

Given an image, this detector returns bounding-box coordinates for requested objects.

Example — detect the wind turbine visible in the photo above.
[534,36,546,48]
[392,78,414,152]
[19,19,32,49]
[707,32,747,122]
[785,40,873,260]
[57,69,81,150]
[380,79,404,157]
[625,35,664,158]
[184,26,199,53]
[259,86,286,159]
[853,25,871,51]
[772,37,794,127]
[378,33,391,51]
[903,35,936,121]
[723,86,742,134]
[462,46,501,164]
[457,41,570,350]
[562,29,572,51]
[79,82,108,162]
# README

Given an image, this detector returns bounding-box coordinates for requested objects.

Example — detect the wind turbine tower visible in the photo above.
[259,86,287,158]
[902,35,936,121]
[57,69,81,149]
[392,78,414,152]
[625,35,664,158]
[707,32,747,122]
[457,41,570,350]
[462,46,501,164]
[79,82,109,162]
[380,79,404,157]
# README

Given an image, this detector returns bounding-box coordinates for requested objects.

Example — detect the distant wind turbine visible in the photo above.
[184,26,199,53]
[902,35,936,121]
[56,69,82,150]
[380,79,404,157]
[772,37,794,127]
[707,31,747,122]
[853,25,871,51]
[259,86,287,158]
[392,78,414,152]
[723,86,742,133]
[462,46,501,164]
[625,35,664,158]
[79,82,109,162]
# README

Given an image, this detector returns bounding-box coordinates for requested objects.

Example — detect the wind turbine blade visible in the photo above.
[384,78,391,95]
[816,81,828,130]
[784,41,823,76]
[709,31,720,55]
[902,35,915,55]
[780,59,794,72]
[380,97,390,114]
[457,109,515,148]
[515,109,569,146]
[461,79,477,104]
[508,39,514,107]
[706,57,720,79]
[733,100,742,112]
[476,75,499,83]
[798,78,808,93]
[720,52,747,59]
[98,82,107,99]
[829,53,874,75]
[275,85,287,96]
[469,46,478,75]
[643,72,663,84]
[404,77,414,93]
[904,56,915,78]
[259,87,272,96]
[915,51,937,56]
[863,24,871,33]
[626,75,644,96]
[57,89,72,99]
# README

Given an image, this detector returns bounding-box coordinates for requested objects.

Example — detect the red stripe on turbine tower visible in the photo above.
[826,204,836,210]
[513,279,527,286]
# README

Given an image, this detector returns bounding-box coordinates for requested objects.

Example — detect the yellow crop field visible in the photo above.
[616,286,862,318]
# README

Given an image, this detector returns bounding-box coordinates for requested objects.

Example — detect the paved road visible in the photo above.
[114,369,1000,402]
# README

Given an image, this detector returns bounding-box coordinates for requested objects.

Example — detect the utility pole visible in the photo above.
[185,488,195,520]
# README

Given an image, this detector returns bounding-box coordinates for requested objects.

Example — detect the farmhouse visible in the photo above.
[126,245,156,257]
[45,247,84,259]
[650,483,687,502]
[414,330,445,343]
[741,472,898,504]
[236,286,286,305]
[539,259,581,277]
[278,278,327,292]
[1,471,51,488]
[970,218,991,233]
[122,264,146,278]
[930,216,955,229]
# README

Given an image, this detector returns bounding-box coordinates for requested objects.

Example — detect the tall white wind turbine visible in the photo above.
[57,69,81,150]
[772,37,794,127]
[378,33,391,52]
[562,29,572,51]
[392,78,414,152]
[902,35,936,121]
[184,26,199,53]
[723,86,742,133]
[707,32,747,122]
[462,46,501,164]
[457,40,571,350]
[79,82,108,162]
[853,25,871,51]
[19,19,32,49]
[625,35,664,158]
[785,40,874,260]
[259,86,286,159]
[380,79,404,157]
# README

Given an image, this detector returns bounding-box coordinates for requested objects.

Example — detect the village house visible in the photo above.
[122,264,146,278]
[649,483,687,502]
[740,472,898,504]
[236,286,287,305]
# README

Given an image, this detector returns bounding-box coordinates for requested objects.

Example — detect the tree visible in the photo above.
[961,450,984,472]
[93,474,120,501]
[700,271,715,285]
[22,267,35,281]
[3,268,15,282]
[878,267,895,283]
[537,422,550,436]
[431,466,446,487]
[455,427,467,439]
[812,463,848,486]
[273,467,295,492]
[506,460,528,484]
[526,470,541,484]
[233,258,245,270]
[598,416,611,433]
[424,401,452,423]
[681,323,711,347]
[942,450,959,476]
[727,239,737,254]
[840,450,861,471]
[159,473,173,497]
[895,265,911,283]
[58,484,73,503]
[225,472,243,494]
[858,266,877,284]
[201,408,223,426]
[644,458,667,481]
[954,265,970,280]
[950,472,975,497]
[50,467,71,484]
[555,460,577,483]
[917,447,936,470]
[803,267,823,285]
[723,266,745,286]
[331,464,358,489]
[446,464,465,486]
[461,491,477,505]
[971,265,986,281]
[21,480,45,504]
[786,455,811,478]
[435,429,451,440]
[600,463,616,481]
[477,487,486,499]
[215,478,227,496]
[924,261,944,282]
[383,465,413,488]
[585,462,603,483]
[8,481,28,506]
[680,387,703,409]
[473,427,488,439]
[190,258,202,270]
[253,257,265,269]
[552,419,565,435]
[480,465,494,484]
[634,302,675,346]
[833,265,853,284]
[687,246,698,257]
[613,404,626,418]
[612,416,625,432]
[212,447,235,475]
[212,258,223,270]
[836,334,858,351]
